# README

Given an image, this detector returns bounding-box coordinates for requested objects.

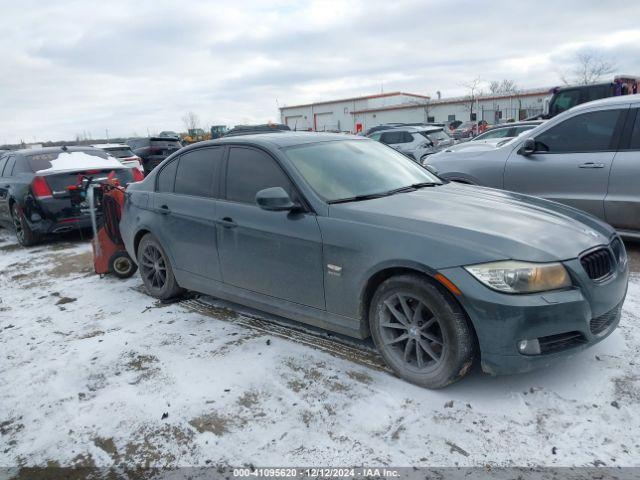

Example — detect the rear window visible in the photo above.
[149,138,182,148]
[104,147,135,158]
[27,150,118,173]
[422,130,450,142]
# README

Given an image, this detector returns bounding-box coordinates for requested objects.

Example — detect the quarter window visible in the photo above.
[3,156,16,176]
[534,109,623,153]
[174,147,222,197]
[157,159,178,193]
[0,157,7,177]
[226,147,294,204]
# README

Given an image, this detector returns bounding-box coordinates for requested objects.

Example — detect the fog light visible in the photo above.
[517,339,541,355]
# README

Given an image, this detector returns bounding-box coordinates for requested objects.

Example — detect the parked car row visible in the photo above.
[427,95,640,238]
[367,125,455,162]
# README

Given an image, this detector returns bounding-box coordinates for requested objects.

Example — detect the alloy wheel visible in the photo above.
[379,292,446,371]
[140,244,167,290]
[12,206,25,243]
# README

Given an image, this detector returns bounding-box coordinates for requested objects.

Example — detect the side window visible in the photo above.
[549,89,581,116]
[174,147,223,197]
[156,158,178,193]
[404,132,416,143]
[0,157,7,177]
[380,131,409,144]
[534,109,623,153]
[368,132,382,141]
[629,109,640,150]
[3,156,16,176]
[226,147,294,204]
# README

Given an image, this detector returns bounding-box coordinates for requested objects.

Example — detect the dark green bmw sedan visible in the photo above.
[120,132,628,388]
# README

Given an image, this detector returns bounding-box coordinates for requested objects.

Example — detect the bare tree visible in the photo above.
[561,51,615,85]
[182,111,200,132]
[489,79,519,95]
[461,77,483,120]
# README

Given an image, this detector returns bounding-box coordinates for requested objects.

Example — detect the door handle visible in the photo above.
[158,204,171,214]
[578,162,605,169]
[218,217,237,228]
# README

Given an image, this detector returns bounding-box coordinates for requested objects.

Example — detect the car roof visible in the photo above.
[371,125,444,135]
[572,93,640,111]
[484,121,544,131]
[13,146,102,156]
[90,143,130,149]
[179,132,363,151]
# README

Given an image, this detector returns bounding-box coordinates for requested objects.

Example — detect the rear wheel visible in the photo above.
[11,204,39,247]
[369,274,474,388]
[137,233,183,300]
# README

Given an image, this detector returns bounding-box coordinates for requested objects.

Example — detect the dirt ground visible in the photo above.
[0,228,639,474]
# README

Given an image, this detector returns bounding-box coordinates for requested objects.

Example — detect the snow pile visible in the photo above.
[0,228,638,468]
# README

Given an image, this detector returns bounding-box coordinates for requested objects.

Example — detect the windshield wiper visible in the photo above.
[328,182,441,204]
[384,182,441,195]
[327,192,389,204]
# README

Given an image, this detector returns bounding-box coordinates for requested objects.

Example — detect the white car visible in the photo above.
[91,143,144,173]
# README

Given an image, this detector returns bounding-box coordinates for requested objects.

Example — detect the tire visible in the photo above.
[11,203,39,247]
[109,251,137,279]
[369,274,475,389]
[137,233,183,300]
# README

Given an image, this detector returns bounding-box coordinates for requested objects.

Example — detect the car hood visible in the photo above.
[328,182,614,265]
[441,140,507,153]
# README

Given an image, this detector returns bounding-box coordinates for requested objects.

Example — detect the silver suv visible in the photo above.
[368,126,455,163]
[427,95,640,238]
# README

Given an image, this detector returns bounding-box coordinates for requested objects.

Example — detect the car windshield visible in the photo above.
[285,139,441,203]
[105,147,135,158]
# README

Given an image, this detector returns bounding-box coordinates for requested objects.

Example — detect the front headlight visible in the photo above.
[464,261,571,293]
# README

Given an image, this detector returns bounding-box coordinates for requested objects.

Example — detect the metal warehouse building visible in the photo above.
[279,88,550,133]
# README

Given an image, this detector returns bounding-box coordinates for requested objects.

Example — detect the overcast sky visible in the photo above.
[1,0,639,145]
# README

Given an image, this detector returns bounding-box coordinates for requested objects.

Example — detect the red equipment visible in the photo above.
[73,173,137,278]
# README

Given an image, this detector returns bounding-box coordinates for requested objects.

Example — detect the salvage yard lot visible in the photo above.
[1,228,639,469]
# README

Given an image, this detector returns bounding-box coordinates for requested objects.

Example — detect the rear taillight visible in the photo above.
[131,168,144,182]
[31,176,53,199]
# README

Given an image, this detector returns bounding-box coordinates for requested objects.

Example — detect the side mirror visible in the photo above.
[424,164,439,175]
[519,138,536,156]
[256,187,297,211]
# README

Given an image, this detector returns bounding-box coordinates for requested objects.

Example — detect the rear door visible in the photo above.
[216,146,325,309]
[504,107,627,220]
[605,107,640,231]
[153,147,224,280]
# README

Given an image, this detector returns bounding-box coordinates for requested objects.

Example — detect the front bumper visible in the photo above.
[439,257,629,375]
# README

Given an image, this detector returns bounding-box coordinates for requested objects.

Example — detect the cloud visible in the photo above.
[1,0,639,144]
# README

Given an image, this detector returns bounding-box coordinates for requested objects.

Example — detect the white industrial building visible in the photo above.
[279,88,550,133]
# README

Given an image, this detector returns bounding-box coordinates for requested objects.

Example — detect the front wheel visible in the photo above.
[137,233,183,300]
[369,274,475,388]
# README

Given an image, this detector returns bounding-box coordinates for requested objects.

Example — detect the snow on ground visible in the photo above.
[0,227,639,470]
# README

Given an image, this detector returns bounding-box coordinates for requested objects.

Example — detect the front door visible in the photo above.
[217,146,325,309]
[504,107,627,220]
[605,108,640,231]
[152,146,224,281]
